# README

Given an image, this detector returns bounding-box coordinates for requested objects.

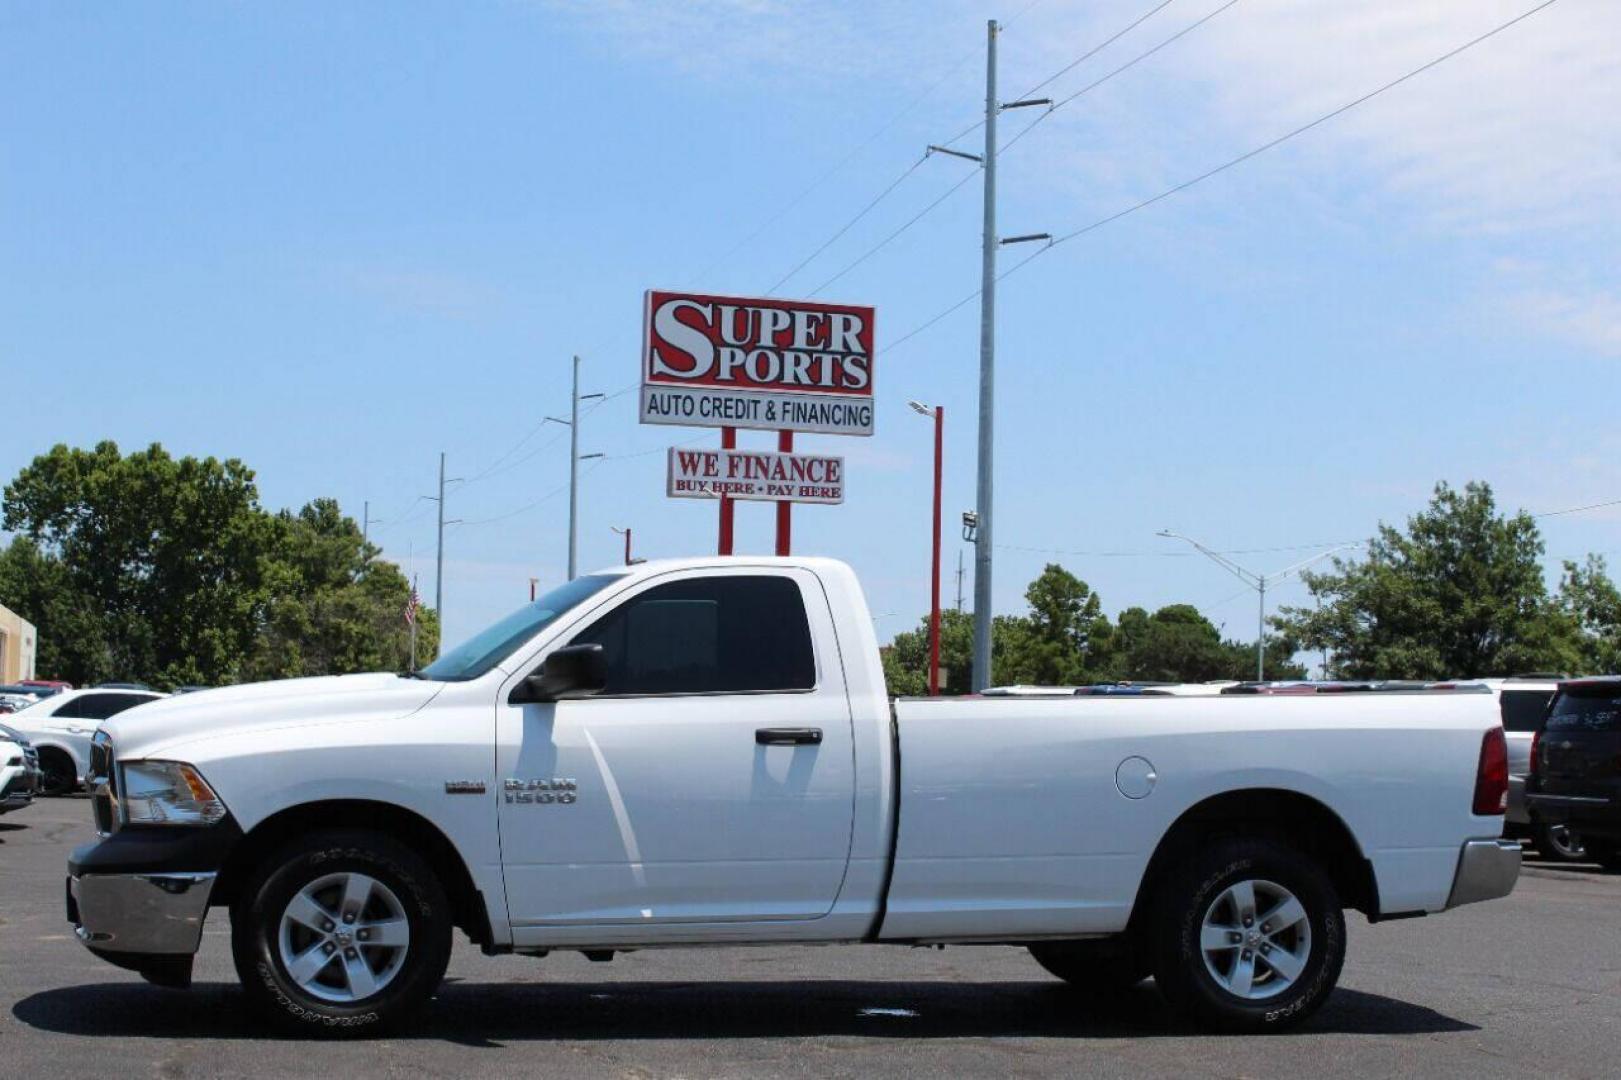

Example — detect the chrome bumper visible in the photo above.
[69,871,216,955]
[1445,839,1521,909]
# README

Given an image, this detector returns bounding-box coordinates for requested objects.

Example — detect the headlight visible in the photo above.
[120,760,227,826]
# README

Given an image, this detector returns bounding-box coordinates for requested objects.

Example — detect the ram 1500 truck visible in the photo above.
[68,557,1518,1034]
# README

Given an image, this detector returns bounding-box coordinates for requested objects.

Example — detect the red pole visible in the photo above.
[775,431,793,556]
[929,407,943,695]
[623,528,632,566]
[718,427,736,555]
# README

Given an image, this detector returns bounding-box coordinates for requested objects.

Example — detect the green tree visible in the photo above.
[1557,554,1621,674]
[996,564,1115,685]
[1110,604,1303,683]
[241,499,438,681]
[2,441,277,686]
[1275,481,1580,679]
[0,442,436,688]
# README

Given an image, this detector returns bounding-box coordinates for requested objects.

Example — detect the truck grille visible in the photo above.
[89,732,117,835]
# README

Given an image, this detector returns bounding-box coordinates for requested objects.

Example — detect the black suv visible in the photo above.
[1525,678,1621,871]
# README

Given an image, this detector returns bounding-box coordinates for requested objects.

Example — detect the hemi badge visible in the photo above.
[444,781,486,795]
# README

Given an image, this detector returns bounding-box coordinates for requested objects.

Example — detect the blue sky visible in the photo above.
[4,0,1618,655]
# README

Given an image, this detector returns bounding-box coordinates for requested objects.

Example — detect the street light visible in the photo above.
[1156,530,1358,681]
[610,525,633,566]
[909,400,945,696]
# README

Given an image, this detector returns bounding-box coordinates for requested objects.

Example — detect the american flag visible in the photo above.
[404,584,420,626]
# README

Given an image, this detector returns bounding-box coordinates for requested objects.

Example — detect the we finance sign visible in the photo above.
[640,290,875,436]
[667,447,844,505]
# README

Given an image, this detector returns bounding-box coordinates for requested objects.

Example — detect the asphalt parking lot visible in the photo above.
[3,797,1618,1079]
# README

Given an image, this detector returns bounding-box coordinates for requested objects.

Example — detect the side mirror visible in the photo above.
[509,644,607,705]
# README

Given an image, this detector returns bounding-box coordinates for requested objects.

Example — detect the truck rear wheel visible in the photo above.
[1028,939,1148,993]
[1149,837,1344,1033]
[231,829,452,1034]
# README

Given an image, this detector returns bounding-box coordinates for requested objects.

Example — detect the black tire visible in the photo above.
[1585,840,1621,873]
[231,829,452,1034]
[1030,938,1148,997]
[1149,837,1345,1033]
[37,748,77,796]
[1531,822,1587,863]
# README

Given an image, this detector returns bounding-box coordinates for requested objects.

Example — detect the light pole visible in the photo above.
[1156,530,1357,681]
[610,526,633,566]
[910,400,944,696]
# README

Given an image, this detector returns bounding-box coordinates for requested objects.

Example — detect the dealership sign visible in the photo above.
[666,447,844,505]
[640,290,875,436]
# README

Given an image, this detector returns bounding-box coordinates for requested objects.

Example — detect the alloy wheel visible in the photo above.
[1198,878,1312,1001]
[276,871,410,1003]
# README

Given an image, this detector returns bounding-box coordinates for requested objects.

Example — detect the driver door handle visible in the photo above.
[755,727,823,746]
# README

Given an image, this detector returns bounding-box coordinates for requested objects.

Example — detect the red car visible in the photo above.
[18,680,72,695]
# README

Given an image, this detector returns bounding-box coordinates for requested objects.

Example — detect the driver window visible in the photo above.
[569,575,814,695]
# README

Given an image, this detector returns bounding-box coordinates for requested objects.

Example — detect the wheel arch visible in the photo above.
[212,799,492,947]
[1130,788,1380,927]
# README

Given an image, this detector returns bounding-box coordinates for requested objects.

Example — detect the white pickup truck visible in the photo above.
[68,557,1518,1034]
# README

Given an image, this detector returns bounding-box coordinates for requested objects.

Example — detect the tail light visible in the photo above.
[1529,730,1542,778]
[1473,726,1508,815]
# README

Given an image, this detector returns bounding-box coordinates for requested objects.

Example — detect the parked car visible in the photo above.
[1432,678,1574,860]
[8,687,165,794]
[1525,677,1621,871]
[0,692,37,714]
[19,679,73,695]
[0,722,41,814]
[70,557,1518,1035]
[94,681,156,691]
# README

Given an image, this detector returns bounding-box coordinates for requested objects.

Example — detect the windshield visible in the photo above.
[418,573,622,682]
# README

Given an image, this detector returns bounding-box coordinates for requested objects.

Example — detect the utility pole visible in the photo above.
[428,453,462,623]
[928,21,1048,691]
[611,526,633,566]
[1157,530,1357,681]
[435,455,446,617]
[551,356,605,580]
[956,549,966,613]
[971,18,999,694]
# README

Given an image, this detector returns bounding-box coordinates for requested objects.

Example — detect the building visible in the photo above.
[0,603,37,682]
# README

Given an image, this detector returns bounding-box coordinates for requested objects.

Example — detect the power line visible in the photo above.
[997,0,1240,159]
[937,0,1182,152]
[808,165,981,296]
[685,42,983,287]
[885,0,1566,354]
[809,0,1214,301]
[766,155,930,295]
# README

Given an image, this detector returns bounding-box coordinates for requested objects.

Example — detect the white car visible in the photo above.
[9,688,164,794]
[70,557,1518,1035]
[1,723,41,814]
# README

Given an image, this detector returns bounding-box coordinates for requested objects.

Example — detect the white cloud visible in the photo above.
[1019,0,1621,233]
[1510,287,1621,357]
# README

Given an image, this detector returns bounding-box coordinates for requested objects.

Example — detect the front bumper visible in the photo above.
[66,817,241,987]
[67,870,216,955]
[0,762,38,812]
[1445,839,1521,909]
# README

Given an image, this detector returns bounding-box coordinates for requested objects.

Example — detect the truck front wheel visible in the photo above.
[231,829,452,1033]
[1149,837,1344,1033]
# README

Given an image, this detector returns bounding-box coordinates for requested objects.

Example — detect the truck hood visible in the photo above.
[102,673,445,760]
